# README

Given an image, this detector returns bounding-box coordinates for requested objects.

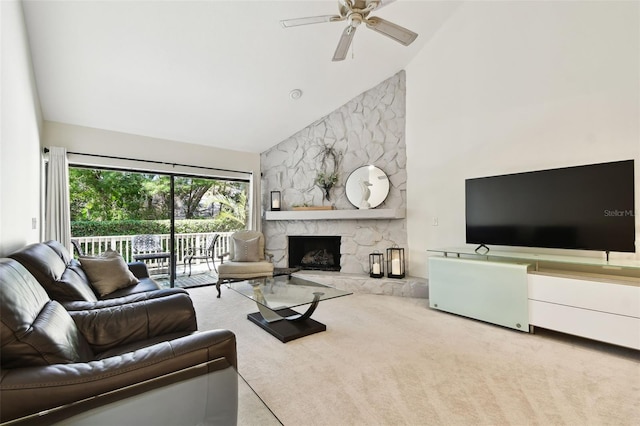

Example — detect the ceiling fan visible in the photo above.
[280,0,418,62]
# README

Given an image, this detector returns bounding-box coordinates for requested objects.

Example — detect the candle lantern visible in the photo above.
[369,251,384,278]
[270,191,281,211]
[386,245,405,279]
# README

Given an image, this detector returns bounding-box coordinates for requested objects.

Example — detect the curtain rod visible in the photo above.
[43,147,252,176]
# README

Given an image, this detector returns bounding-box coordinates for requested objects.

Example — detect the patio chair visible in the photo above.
[216,230,274,298]
[131,235,171,271]
[183,233,220,276]
[71,239,84,257]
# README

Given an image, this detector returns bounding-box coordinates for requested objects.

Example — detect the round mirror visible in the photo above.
[345,165,390,209]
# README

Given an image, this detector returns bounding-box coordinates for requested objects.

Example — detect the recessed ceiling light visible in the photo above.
[289,89,303,100]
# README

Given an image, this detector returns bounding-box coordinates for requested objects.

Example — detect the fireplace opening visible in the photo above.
[288,236,341,271]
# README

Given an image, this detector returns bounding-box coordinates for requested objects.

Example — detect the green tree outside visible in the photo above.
[69,167,249,236]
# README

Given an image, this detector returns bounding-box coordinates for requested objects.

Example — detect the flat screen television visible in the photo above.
[465,160,635,253]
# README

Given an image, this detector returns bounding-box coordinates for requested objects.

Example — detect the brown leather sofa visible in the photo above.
[0,258,238,423]
[8,240,183,303]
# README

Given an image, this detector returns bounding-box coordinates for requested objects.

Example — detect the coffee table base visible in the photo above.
[247,308,327,343]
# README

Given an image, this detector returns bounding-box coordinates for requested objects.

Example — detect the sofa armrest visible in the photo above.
[0,330,237,423]
[68,292,198,352]
[127,261,150,279]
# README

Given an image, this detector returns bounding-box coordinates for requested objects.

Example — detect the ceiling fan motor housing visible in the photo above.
[348,13,364,27]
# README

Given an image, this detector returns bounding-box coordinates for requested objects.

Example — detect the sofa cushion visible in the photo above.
[102,277,166,299]
[9,241,99,302]
[10,241,165,303]
[59,259,101,301]
[9,241,69,291]
[44,239,74,264]
[0,259,94,368]
[80,250,140,297]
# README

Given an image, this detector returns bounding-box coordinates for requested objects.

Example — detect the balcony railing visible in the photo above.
[72,232,234,268]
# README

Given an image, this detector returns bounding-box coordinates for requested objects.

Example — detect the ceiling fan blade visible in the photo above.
[281,15,342,28]
[332,26,357,61]
[366,16,417,46]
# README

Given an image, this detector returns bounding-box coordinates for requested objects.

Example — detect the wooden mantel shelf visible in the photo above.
[264,208,405,221]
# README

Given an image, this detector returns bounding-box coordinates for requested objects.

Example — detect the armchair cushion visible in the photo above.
[228,230,267,261]
[232,235,260,262]
[218,260,274,278]
[79,250,140,297]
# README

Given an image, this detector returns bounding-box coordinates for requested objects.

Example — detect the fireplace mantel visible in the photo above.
[264,208,405,221]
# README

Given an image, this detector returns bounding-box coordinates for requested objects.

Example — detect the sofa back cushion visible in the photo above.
[44,239,74,264]
[0,259,93,368]
[9,241,98,302]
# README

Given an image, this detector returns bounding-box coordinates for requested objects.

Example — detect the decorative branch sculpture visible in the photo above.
[314,142,342,202]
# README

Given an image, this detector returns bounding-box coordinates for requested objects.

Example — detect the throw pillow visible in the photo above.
[80,250,139,297]
[232,236,260,262]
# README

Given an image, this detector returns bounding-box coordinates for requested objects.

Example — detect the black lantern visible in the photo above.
[270,191,281,211]
[386,245,405,279]
[369,251,384,278]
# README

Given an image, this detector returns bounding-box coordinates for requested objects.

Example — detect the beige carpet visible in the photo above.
[188,285,639,426]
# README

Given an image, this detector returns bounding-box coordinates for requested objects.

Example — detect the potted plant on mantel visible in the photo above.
[315,171,339,202]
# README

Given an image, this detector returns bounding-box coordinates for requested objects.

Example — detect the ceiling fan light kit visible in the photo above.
[280,0,418,62]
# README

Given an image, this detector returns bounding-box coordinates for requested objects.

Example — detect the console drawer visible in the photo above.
[528,273,640,318]
[529,300,640,350]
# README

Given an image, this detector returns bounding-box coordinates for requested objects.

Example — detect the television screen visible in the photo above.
[465,160,635,253]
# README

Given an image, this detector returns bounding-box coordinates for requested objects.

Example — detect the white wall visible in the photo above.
[0,0,44,256]
[406,1,640,278]
[42,121,260,176]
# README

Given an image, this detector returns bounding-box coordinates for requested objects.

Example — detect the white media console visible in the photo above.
[428,248,640,350]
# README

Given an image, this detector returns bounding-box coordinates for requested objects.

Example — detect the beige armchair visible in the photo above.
[216,230,274,298]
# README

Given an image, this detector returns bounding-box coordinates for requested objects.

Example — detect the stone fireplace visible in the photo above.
[288,236,341,271]
[260,71,408,275]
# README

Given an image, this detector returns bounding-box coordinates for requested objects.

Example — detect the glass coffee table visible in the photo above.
[225,274,352,343]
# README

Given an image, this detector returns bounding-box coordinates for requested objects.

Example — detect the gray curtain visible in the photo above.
[45,146,71,251]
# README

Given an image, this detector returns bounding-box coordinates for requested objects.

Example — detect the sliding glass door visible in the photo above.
[173,176,250,287]
[69,166,249,288]
[69,167,174,282]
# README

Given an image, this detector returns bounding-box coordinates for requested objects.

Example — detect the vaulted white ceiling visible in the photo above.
[22,0,460,153]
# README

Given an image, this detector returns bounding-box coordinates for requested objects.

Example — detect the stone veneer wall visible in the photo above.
[261,71,408,274]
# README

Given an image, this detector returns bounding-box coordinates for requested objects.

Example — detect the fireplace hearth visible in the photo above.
[288,236,341,271]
